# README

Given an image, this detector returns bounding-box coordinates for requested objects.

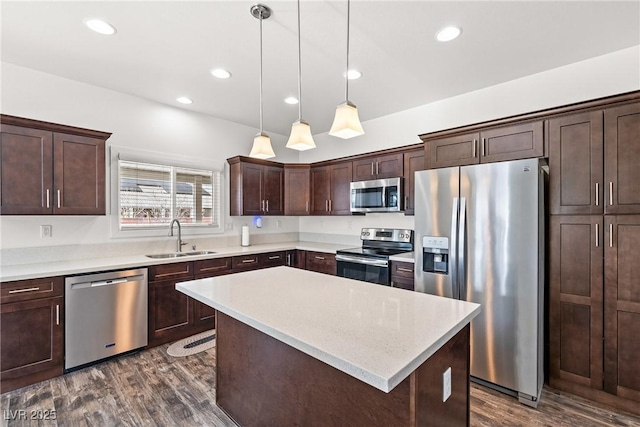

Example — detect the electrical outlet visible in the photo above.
[40,225,52,238]
[276,220,281,229]
[443,367,452,402]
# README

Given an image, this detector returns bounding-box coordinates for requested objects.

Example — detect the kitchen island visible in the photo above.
[177,266,480,427]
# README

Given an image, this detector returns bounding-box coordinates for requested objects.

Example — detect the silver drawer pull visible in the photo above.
[46,189,50,208]
[8,287,40,294]
[595,183,599,206]
[595,223,599,247]
[314,256,325,260]
[242,259,256,263]
[268,255,280,260]
[397,267,413,273]
[57,189,61,209]
[609,223,613,248]
[56,304,60,326]
[609,182,613,206]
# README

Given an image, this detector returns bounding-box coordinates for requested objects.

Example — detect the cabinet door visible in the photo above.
[375,153,404,179]
[604,103,640,214]
[604,215,640,401]
[284,165,310,215]
[193,301,216,330]
[1,297,63,392]
[310,166,331,215]
[149,279,193,346]
[352,156,376,181]
[428,132,479,169]
[241,162,264,216]
[263,165,283,215]
[0,125,53,215]
[403,148,425,215]
[480,121,544,163]
[549,112,603,215]
[329,162,353,215]
[549,216,603,390]
[53,133,105,215]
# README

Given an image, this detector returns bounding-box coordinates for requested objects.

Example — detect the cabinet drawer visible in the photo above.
[149,262,193,281]
[391,261,415,279]
[232,254,261,270]
[391,276,415,292]
[1,276,63,304]
[195,257,232,277]
[260,251,286,268]
[305,251,336,275]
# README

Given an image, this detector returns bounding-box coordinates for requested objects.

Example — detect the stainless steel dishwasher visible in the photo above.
[65,268,148,371]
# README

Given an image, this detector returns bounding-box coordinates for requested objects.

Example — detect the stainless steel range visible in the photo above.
[336,228,413,286]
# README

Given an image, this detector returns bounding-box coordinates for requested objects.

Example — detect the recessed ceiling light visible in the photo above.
[176,97,193,105]
[85,19,117,35]
[436,26,462,42]
[345,69,362,80]
[284,97,299,105]
[211,68,232,79]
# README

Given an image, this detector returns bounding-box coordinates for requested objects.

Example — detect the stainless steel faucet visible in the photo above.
[169,219,187,252]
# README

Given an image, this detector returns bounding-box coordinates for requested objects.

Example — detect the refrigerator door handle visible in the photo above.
[450,197,459,299]
[458,197,467,300]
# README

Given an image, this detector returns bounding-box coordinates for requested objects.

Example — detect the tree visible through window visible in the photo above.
[118,160,219,229]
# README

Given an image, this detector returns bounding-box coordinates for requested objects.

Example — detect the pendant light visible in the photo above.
[286,0,316,151]
[249,4,276,159]
[329,0,364,139]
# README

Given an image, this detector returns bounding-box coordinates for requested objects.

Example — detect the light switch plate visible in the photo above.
[40,225,52,238]
[443,367,452,402]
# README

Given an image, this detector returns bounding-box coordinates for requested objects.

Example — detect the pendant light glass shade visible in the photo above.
[330,0,364,139]
[329,101,364,139]
[249,132,276,159]
[249,4,275,159]
[287,0,316,152]
[286,120,316,151]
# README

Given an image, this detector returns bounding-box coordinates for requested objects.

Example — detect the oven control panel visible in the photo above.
[360,228,413,243]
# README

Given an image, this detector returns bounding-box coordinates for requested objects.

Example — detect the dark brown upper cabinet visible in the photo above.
[549,111,604,215]
[425,121,544,169]
[284,164,310,216]
[403,147,426,216]
[604,102,640,214]
[310,161,352,215]
[228,156,284,216]
[0,115,110,215]
[352,153,403,182]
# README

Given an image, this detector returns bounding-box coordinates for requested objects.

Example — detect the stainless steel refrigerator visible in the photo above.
[414,158,545,407]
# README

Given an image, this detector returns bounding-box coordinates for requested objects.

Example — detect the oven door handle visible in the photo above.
[335,254,389,267]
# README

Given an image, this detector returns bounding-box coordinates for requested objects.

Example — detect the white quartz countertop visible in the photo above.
[0,242,346,282]
[177,267,480,393]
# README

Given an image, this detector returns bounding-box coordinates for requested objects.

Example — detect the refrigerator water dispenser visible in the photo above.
[422,236,449,274]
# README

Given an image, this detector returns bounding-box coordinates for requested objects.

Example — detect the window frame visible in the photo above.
[109,145,225,239]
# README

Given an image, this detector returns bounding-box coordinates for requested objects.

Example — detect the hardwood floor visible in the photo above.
[2,343,639,426]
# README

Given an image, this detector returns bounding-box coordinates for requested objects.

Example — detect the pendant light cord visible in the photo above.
[297,0,302,121]
[345,0,350,102]
[259,9,264,133]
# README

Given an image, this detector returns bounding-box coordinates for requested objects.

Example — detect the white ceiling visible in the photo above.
[2,1,639,135]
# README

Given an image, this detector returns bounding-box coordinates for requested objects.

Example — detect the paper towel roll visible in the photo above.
[241,225,250,246]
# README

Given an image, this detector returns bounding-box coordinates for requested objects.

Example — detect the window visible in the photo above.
[111,146,223,237]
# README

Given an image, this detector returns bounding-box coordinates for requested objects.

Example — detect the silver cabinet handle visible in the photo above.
[266,200,269,212]
[595,183,599,206]
[376,161,379,175]
[481,138,486,157]
[261,200,265,212]
[595,223,599,247]
[287,253,292,265]
[56,304,60,326]
[268,255,280,260]
[325,200,329,212]
[46,189,50,208]
[397,267,413,273]
[329,199,332,212]
[472,139,477,158]
[315,256,325,260]
[371,162,374,176]
[305,200,309,212]
[609,223,613,248]
[242,258,256,263]
[57,189,61,209]
[8,287,40,294]
[609,182,613,206]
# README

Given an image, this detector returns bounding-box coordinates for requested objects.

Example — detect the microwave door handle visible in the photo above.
[382,185,387,208]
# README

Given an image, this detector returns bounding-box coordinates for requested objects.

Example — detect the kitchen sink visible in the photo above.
[145,250,216,259]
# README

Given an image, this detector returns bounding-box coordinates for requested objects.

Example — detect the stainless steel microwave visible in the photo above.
[350,177,403,213]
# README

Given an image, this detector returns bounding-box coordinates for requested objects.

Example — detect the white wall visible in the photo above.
[0,63,300,250]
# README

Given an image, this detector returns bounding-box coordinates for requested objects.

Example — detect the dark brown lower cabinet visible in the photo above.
[149,278,194,347]
[604,215,640,402]
[305,251,336,275]
[0,277,64,393]
[550,214,640,414]
[390,261,415,291]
